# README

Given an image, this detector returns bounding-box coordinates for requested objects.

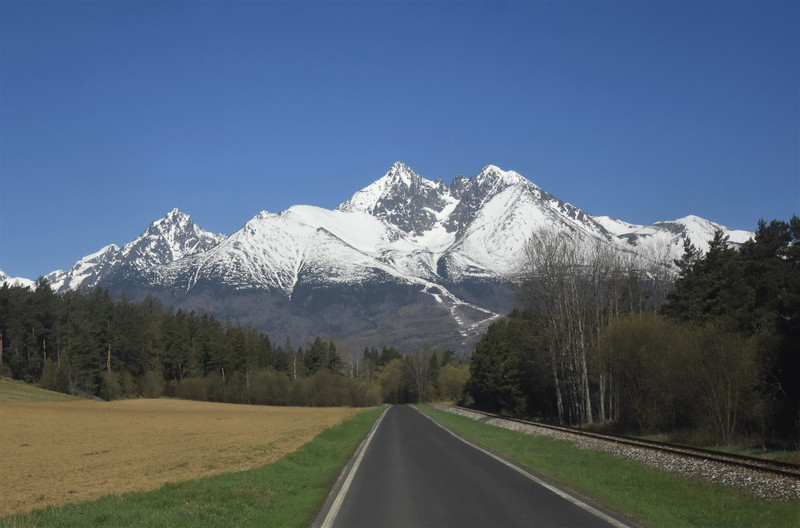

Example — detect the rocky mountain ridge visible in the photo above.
[2,162,753,352]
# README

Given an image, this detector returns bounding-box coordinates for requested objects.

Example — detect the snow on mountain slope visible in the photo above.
[653,215,752,246]
[444,184,558,279]
[279,204,500,332]
[123,208,226,268]
[594,216,639,236]
[24,163,754,301]
[441,180,613,280]
[140,199,500,345]
[46,209,224,292]
[338,161,455,234]
[284,205,400,254]
[0,270,36,289]
[446,165,533,236]
[596,214,753,262]
[11,161,757,353]
[172,208,404,295]
[285,205,442,282]
[333,162,607,282]
[4,161,760,354]
[83,162,753,301]
[46,244,121,291]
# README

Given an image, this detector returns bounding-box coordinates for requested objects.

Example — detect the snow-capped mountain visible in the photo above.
[595,214,752,252]
[0,270,35,289]
[151,207,403,294]
[5,162,754,352]
[151,162,628,298]
[330,162,615,283]
[44,208,225,292]
[338,162,452,235]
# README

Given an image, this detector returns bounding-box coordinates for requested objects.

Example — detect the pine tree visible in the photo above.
[465,320,526,414]
[662,230,753,329]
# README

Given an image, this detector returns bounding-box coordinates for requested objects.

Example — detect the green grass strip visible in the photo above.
[419,405,800,528]
[0,378,78,402]
[2,406,385,528]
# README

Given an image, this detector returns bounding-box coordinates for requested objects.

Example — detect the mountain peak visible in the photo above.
[388,160,413,176]
[33,161,756,356]
[441,164,538,236]
[0,270,36,289]
[129,210,224,266]
[44,209,225,293]
[475,165,530,188]
[339,162,422,213]
[338,162,453,234]
[478,164,503,176]
[383,161,429,189]
[153,207,190,225]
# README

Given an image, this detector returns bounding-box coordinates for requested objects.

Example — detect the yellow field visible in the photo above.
[0,398,361,516]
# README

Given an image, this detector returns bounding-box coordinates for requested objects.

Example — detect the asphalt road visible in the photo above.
[322,405,630,528]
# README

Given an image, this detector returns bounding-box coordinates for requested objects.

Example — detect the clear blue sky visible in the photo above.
[1,0,798,279]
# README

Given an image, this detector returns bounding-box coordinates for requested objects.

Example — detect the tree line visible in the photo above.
[467,217,799,447]
[0,282,469,406]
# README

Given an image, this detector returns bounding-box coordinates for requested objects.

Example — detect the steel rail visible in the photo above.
[449,405,800,480]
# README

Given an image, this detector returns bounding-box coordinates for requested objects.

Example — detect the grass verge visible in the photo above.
[0,378,78,402]
[1,406,385,528]
[419,405,800,528]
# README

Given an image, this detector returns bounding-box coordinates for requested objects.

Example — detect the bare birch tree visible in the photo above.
[523,228,593,424]
[521,229,672,425]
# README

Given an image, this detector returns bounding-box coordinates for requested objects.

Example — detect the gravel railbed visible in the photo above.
[436,405,800,502]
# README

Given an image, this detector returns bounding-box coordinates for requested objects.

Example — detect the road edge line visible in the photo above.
[413,405,634,528]
[318,405,391,528]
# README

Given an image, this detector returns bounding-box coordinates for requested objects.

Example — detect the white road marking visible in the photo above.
[320,406,390,528]
[413,406,633,528]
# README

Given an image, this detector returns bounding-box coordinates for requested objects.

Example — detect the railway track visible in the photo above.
[448,405,800,481]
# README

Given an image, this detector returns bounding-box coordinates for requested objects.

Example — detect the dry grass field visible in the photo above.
[0,398,361,517]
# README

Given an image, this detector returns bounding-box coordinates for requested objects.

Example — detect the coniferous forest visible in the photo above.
[466,217,799,447]
[0,283,468,407]
[2,216,797,447]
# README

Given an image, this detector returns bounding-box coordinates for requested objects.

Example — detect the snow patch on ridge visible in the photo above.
[0,270,36,289]
[23,162,755,345]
